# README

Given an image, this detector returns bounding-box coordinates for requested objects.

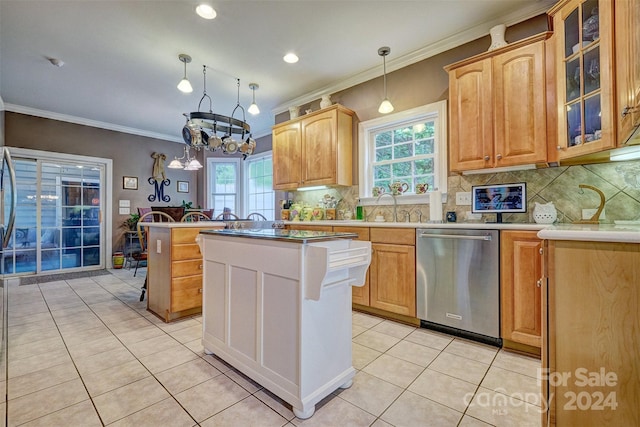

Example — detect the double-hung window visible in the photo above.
[244,153,274,220]
[207,153,274,220]
[358,100,447,204]
[207,158,240,216]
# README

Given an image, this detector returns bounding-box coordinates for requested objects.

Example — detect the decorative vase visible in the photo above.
[289,106,299,119]
[488,24,508,51]
[533,202,557,224]
[320,95,332,109]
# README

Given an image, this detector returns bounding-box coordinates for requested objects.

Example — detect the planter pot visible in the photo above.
[112,252,125,269]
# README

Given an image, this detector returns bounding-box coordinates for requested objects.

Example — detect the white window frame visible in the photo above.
[358,100,448,206]
[206,157,241,216]
[242,151,274,220]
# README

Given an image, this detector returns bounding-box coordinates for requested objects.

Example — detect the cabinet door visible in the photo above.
[370,243,416,316]
[301,110,337,186]
[449,58,493,172]
[334,226,370,306]
[551,0,615,159]
[171,275,202,312]
[615,0,640,143]
[493,41,548,166]
[272,122,302,190]
[500,231,542,349]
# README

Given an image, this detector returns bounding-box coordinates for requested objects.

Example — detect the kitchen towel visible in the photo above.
[430,190,443,222]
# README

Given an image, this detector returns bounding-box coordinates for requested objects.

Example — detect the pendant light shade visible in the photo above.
[248,83,260,115]
[377,46,394,114]
[177,54,193,93]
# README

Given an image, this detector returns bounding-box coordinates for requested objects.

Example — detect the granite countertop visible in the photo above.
[200,228,358,243]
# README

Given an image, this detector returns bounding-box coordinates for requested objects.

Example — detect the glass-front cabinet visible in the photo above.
[549,0,615,159]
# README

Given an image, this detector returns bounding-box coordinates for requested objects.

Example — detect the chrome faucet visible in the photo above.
[376,193,398,222]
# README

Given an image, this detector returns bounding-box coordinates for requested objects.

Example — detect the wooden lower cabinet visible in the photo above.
[333,226,370,306]
[285,224,416,318]
[500,230,542,353]
[369,228,416,317]
[147,227,208,322]
[543,240,640,426]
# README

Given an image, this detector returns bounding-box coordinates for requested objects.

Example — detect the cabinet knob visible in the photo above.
[556,145,563,151]
[199,288,203,293]
[536,279,542,288]
[496,154,502,160]
[539,248,543,255]
[484,155,490,161]
[199,264,203,269]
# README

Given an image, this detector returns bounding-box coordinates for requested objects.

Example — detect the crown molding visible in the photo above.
[4,104,183,143]
[273,0,554,114]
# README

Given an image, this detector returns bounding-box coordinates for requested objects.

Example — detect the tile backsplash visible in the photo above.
[287,160,640,224]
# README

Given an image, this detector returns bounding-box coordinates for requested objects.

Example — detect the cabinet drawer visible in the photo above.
[333,226,370,240]
[288,224,333,231]
[171,228,202,244]
[172,243,202,261]
[370,228,415,245]
[172,259,203,278]
[171,275,202,312]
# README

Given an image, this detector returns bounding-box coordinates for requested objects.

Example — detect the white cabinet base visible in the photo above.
[198,234,370,419]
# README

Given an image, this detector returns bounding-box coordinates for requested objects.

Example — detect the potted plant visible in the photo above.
[123,213,140,231]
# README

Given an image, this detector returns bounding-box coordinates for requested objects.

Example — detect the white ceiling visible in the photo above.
[0,0,554,143]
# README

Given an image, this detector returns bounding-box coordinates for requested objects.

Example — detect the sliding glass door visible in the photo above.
[2,150,108,276]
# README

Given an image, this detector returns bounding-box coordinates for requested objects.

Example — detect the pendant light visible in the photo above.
[168,146,202,170]
[378,46,394,114]
[177,54,193,93]
[248,83,260,115]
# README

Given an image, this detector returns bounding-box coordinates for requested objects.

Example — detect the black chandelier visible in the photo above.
[181,65,256,159]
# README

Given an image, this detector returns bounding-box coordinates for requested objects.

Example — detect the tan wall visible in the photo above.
[2,15,548,253]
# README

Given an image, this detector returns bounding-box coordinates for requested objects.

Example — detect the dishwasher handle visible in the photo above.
[419,233,492,241]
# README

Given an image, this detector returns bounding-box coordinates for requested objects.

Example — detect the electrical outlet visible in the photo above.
[582,208,606,220]
[456,192,472,206]
[156,240,162,253]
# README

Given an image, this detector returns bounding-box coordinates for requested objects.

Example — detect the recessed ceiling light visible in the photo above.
[196,4,217,19]
[283,53,299,64]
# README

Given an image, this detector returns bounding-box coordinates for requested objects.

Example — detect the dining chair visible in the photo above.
[215,212,240,220]
[180,211,211,222]
[246,212,268,220]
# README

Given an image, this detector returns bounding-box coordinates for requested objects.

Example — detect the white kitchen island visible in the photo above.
[197,228,371,419]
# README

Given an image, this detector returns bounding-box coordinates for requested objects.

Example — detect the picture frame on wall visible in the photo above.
[123,176,138,190]
[177,181,189,193]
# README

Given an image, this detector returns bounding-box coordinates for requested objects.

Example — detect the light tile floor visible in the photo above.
[3,268,543,426]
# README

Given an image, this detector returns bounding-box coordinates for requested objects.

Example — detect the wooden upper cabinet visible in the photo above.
[272,104,354,191]
[615,0,640,144]
[446,33,551,172]
[548,0,615,159]
[448,58,493,171]
[493,41,548,167]
[272,122,302,190]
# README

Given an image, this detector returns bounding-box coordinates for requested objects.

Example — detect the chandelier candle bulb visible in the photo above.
[429,190,443,222]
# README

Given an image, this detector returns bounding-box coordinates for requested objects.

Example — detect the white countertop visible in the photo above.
[286,220,548,231]
[537,223,640,243]
[140,221,225,229]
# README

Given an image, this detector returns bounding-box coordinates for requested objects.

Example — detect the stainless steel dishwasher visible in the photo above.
[416,228,500,346]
